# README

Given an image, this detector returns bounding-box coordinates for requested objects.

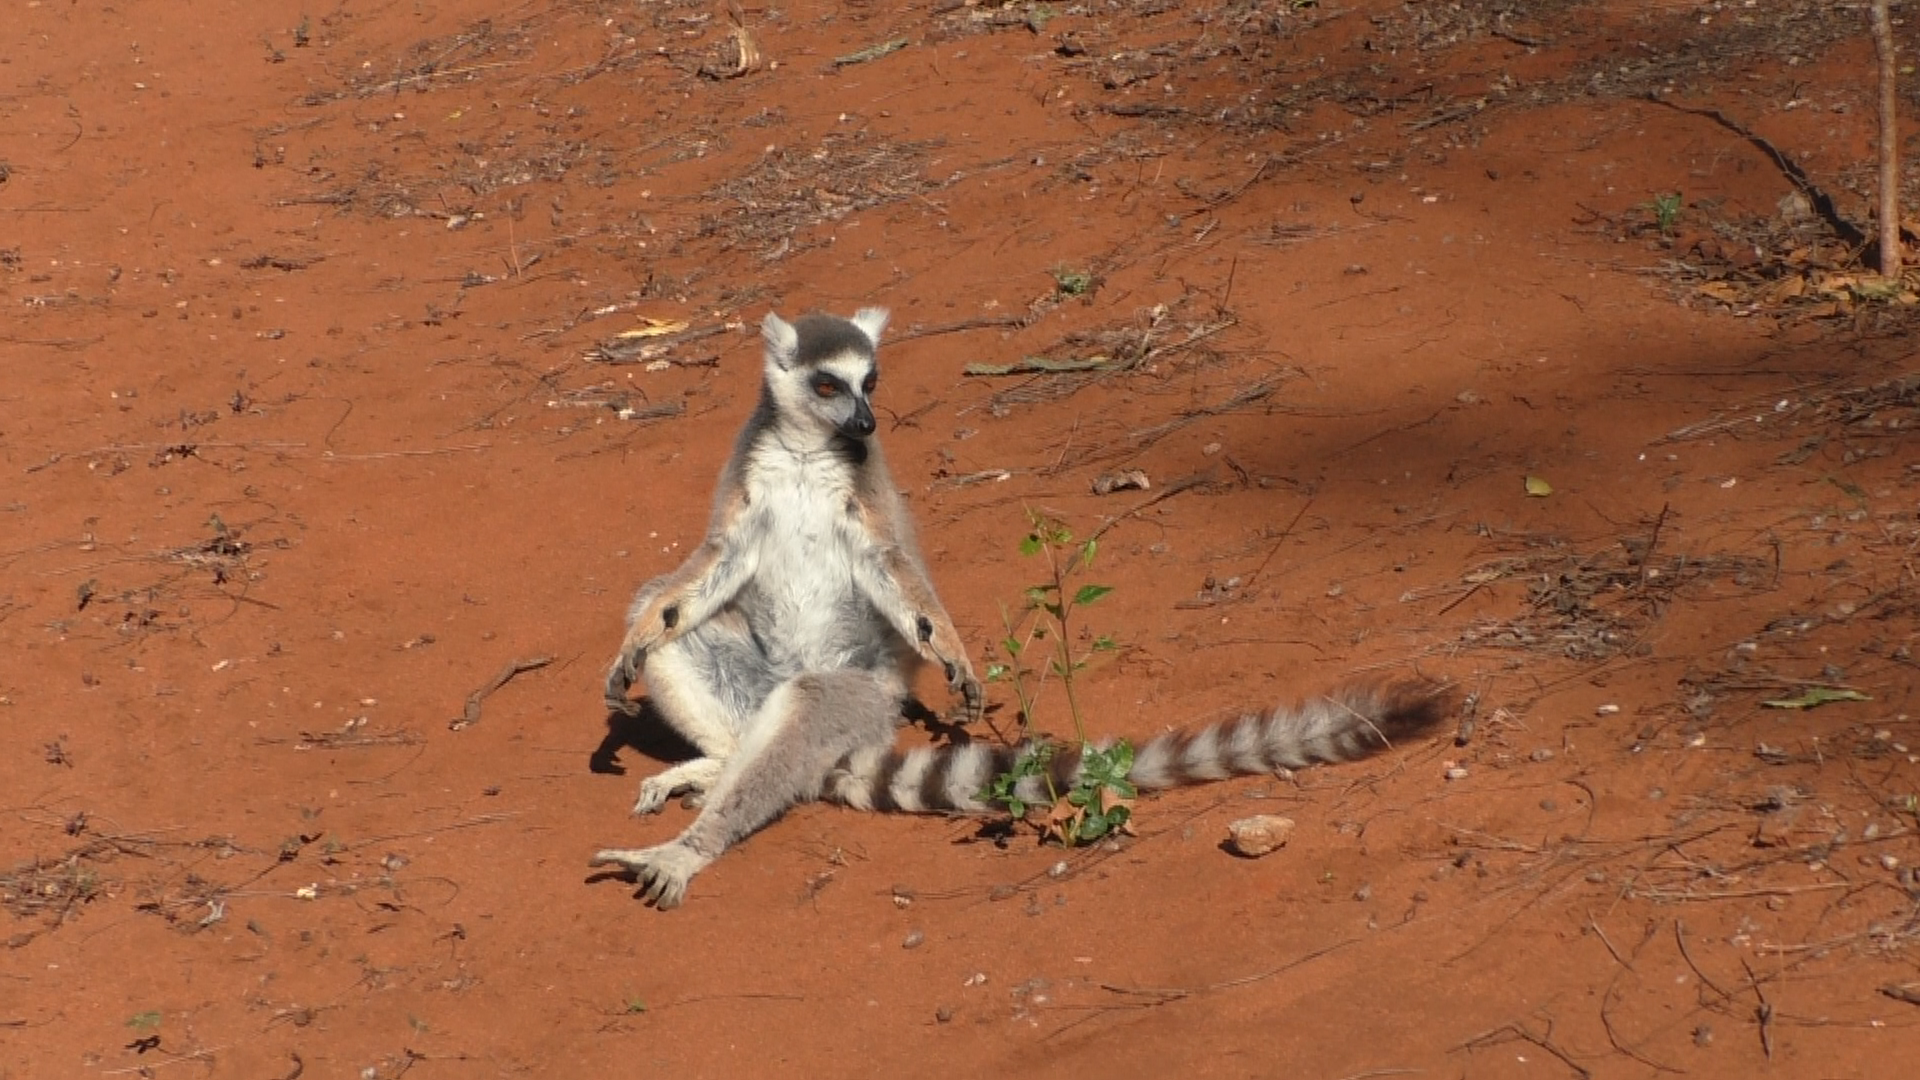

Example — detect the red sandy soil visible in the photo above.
[4,2,1918,1077]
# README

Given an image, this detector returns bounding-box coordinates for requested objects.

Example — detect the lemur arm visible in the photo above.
[607,493,760,708]
[622,538,758,651]
[846,525,983,722]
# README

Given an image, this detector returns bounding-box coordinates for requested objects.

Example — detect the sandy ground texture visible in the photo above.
[4,1,1920,1077]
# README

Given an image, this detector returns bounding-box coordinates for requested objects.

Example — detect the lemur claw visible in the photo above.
[953,669,985,724]
[604,653,644,715]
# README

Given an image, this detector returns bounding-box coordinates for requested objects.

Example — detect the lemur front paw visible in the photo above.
[946,660,985,725]
[604,652,643,715]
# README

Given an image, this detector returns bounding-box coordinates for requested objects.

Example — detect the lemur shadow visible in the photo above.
[899,696,996,746]
[590,695,997,777]
[590,698,696,776]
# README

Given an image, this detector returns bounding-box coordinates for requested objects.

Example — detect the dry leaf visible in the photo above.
[615,318,691,340]
[1762,274,1806,303]
[1524,475,1553,497]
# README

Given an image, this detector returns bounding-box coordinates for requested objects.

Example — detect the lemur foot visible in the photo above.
[592,842,711,910]
[632,758,725,815]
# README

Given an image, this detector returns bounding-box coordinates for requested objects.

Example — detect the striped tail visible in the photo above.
[824,679,1454,814]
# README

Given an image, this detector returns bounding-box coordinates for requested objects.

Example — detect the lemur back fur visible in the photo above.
[592,307,1450,909]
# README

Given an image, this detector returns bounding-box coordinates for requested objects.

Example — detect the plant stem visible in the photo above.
[1870,0,1901,278]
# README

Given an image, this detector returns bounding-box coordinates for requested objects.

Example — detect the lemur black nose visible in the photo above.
[842,400,876,438]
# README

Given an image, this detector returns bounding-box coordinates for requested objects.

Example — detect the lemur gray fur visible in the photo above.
[592,307,1453,909]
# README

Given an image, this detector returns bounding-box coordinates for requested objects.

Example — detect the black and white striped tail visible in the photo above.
[824,679,1454,814]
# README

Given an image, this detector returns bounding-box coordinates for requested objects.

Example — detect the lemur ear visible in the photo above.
[850,307,889,346]
[761,311,799,370]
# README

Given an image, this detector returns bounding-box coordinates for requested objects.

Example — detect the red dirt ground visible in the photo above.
[4,2,1919,1077]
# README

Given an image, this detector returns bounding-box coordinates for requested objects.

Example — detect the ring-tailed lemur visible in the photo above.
[592,307,1453,909]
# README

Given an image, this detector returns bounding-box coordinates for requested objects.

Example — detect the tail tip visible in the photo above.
[1369,677,1460,744]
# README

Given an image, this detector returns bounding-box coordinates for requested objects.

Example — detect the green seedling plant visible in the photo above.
[1649,191,1684,235]
[981,512,1133,845]
[1051,266,1095,297]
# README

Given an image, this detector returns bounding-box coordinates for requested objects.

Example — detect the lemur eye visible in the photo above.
[813,380,838,398]
[862,374,877,394]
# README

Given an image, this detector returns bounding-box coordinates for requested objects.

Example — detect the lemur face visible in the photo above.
[761,308,889,441]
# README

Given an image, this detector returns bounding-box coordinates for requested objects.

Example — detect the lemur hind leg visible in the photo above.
[620,613,780,815]
[592,669,901,909]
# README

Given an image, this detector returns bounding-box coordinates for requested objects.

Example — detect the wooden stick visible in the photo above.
[1870,0,1902,278]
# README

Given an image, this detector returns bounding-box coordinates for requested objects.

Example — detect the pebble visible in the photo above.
[902,930,924,950]
[1225,815,1296,857]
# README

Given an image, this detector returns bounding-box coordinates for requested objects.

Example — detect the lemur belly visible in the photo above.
[741,456,891,672]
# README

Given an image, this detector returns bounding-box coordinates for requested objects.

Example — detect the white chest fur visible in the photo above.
[738,441,877,666]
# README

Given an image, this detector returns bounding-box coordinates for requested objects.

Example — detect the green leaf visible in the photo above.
[985,663,1009,682]
[1761,687,1871,710]
[1006,798,1026,818]
[1019,535,1043,557]
[1001,636,1023,657]
[1025,585,1050,605]
[1524,475,1553,497]
[127,1011,162,1031]
[1092,635,1118,652]
[1081,538,1098,566]
[1073,584,1114,606]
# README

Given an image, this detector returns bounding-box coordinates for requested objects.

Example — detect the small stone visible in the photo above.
[1225,815,1296,857]
[1529,748,1555,762]
[1091,469,1151,495]
[1353,883,1372,902]
[902,930,925,950]
[1595,703,1620,715]
[1444,766,1469,781]
[935,1006,954,1023]
[1693,1023,1714,1047]
[1047,860,1069,879]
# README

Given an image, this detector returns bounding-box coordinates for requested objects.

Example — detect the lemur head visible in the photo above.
[760,307,888,441]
